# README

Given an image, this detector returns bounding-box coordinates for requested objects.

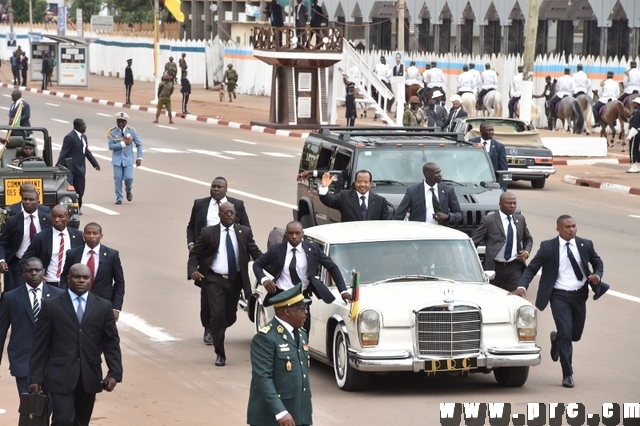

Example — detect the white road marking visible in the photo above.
[51,118,69,124]
[232,139,258,145]
[83,204,120,215]
[630,215,640,219]
[156,124,177,130]
[149,148,183,153]
[118,312,179,342]
[96,112,112,117]
[262,152,295,158]
[136,165,297,209]
[45,102,59,107]
[608,290,640,304]
[0,106,8,111]
[0,408,6,414]
[223,150,257,156]
[1,94,10,97]
[188,149,234,160]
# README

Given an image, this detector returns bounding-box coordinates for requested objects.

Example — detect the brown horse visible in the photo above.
[593,91,627,149]
[405,84,423,105]
[622,93,640,117]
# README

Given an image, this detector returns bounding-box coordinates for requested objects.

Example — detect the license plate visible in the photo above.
[426,357,478,372]
[4,178,44,205]
[507,157,526,165]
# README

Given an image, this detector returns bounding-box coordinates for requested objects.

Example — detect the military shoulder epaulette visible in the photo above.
[105,127,118,137]
[127,126,135,131]
[259,324,272,334]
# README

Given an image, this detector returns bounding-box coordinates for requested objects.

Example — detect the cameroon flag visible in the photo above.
[349,271,360,320]
[164,0,185,23]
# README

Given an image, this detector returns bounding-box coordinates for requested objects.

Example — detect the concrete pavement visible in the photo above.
[1,64,638,195]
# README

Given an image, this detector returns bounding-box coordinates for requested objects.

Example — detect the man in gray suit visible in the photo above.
[472,192,533,291]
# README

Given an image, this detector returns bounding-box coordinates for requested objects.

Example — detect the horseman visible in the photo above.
[593,71,620,129]
[457,65,476,96]
[619,61,640,102]
[468,63,482,94]
[374,55,392,112]
[534,75,557,130]
[418,62,431,105]
[508,66,524,118]
[549,68,574,123]
[477,63,498,112]
[426,61,446,103]
[573,64,591,97]
[405,61,422,86]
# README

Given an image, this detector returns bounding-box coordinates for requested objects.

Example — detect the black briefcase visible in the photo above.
[18,392,50,426]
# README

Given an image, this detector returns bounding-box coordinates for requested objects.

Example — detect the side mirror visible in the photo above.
[483,271,496,282]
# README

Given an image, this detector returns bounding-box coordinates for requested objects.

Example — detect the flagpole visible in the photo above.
[0,100,24,159]
[152,0,160,105]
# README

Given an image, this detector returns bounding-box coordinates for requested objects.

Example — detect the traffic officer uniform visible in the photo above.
[508,66,524,118]
[549,68,574,120]
[572,64,591,97]
[593,71,620,128]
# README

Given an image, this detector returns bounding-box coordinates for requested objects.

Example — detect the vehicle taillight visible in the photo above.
[535,157,553,164]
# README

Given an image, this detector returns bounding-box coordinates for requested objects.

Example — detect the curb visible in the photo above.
[562,175,640,196]
[554,158,630,166]
[1,82,310,140]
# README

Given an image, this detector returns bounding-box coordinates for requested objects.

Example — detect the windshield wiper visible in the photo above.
[373,179,406,186]
[374,274,455,284]
[442,179,464,186]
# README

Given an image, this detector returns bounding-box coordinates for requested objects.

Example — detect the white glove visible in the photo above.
[628,127,638,141]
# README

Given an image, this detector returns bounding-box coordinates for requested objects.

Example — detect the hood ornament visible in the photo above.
[443,288,454,302]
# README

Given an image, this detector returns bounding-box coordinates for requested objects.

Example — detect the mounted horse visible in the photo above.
[481,90,502,117]
[575,94,594,135]
[621,93,640,117]
[460,92,476,117]
[555,96,585,134]
[514,101,540,123]
[592,90,627,149]
[405,84,424,106]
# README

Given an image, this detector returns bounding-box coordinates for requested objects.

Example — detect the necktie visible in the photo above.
[29,214,36,241]
[225,228,238,281]
[31,288,40,320]
[566,243,584,281]
[293,328,300,344]
[504,216,514,261]
[76,296,84,323]
[87,250,96,287]
[430,187,441,218]
[289,248,302,285]
[360,195,367,220]
[56,233,64,278]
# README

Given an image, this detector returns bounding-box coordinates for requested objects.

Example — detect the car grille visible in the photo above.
[416,306,482,357]
[43,193,57,206]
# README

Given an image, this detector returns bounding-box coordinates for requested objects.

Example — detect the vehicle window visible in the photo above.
[316,146,333,170]
[300,140,320,170]
[329,239,484,284]
[355,148,494,184]
[334,150,351,173]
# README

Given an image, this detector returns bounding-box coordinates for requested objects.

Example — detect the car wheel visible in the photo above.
[493,366,530,387]
[254,300,268,334]
[531,178,546,189]
[300,214,314,229]
[332,327,369,391]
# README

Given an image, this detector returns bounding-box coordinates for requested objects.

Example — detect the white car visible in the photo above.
[248,221,541,391]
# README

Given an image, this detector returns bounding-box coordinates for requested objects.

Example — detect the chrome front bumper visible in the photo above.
[509,166,556,177]
[348,345,541,372]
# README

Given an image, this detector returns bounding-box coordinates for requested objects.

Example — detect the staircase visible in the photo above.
[341,40,395,125]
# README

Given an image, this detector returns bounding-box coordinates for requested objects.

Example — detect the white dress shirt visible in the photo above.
[494,211,517,262]
[555,237,585,291]
[206,196,228,227]
[423,181,439,225]
[511,73,523,97]
[555,75,574,97]
[405,66,422,85]
[482,139,492,153]
[427,68,445,87]
[17,210,42,258]
[624,68,640,93]
[469,69,482,89]
[481,70,499,90]
[44,228,71,282]
[27,283,44,309]
[573,71,591,94]
[210,224,239,274]
[81,243,101,279]
[457,72,476,93]
[276,243,310,290]
[75,129,86,153]
[598,79,620,102]
[375,63,391,83]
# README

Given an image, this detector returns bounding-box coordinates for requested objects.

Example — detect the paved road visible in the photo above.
[0,89,638,425]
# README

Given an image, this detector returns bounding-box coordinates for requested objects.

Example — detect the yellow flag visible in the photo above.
[164,0,185,23]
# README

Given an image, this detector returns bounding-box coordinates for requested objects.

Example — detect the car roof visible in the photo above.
[304,221,471,244]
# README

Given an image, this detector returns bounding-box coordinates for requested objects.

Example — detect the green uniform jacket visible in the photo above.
[247,318,312,426]
[157,80,174,98]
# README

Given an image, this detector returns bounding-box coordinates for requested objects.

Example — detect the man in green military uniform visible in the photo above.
[223,64,238,102]
[154,70,174,124]
[534,75,557,130]
[11,138,43,166]
[178,53,188,79]
[247,283,312,426]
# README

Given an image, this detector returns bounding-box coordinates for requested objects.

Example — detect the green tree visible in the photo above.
[112,0,154,24]
[69,0,102,22]
[12,0,49,23]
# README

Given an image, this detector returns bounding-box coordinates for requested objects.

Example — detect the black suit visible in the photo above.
[0,211,51,292]
[253,241,347,305]
[319,189,390,222]
[9,100,31,136]
[30,291,122,426]
[442,107,468,131]
[186,195,251,330]
[469,137,508,190]
[8,203,51,216]
[60,244,126,311]
[187,224,262,355]
[124,64,133,104]
[55,130,100,208]
[19,227,84,282]
[393,63,404,76]
[472,212,533,291]
[0,284,63,394]
[393,181,463,225]
[519,236,604,377]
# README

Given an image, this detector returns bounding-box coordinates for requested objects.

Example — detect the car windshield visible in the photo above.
[329,239,485,285]
[356,148,494,184]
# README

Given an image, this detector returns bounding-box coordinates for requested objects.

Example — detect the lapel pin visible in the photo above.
[238,229,242,234]
[515,219,519,223]
[103,253,107,256]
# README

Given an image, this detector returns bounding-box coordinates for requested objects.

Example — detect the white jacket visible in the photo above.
[555,75,574,97]
[573,71,591,94]
[405,66,423,86]
[481,70,498,90]
[457,72,476,93]
[598,79,620,102]
[469,69,482,90]
[623,68,640,94]
[511,73,523,97]
[426,68,445,88]
[375,63,391,83]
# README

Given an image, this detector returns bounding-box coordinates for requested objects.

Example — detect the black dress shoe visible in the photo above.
[115,200,122,205]
[215,354,226,367]
[562,375,574,388]
[203,329,213,345]
[550,331,559,362]
[126,191,133,202]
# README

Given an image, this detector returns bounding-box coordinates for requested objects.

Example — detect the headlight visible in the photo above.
[516,305,537,342]
[357,310,380,347]
[59,196,73,205]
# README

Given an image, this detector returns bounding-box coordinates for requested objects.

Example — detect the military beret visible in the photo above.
[23,138,36,147]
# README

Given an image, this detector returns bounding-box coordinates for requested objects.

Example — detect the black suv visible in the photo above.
[295,127,511,237]
[0,126,80,229]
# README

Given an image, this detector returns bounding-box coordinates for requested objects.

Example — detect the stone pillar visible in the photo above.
[501,25,510,54]
[433,24,440,54]
[599,26,608,58]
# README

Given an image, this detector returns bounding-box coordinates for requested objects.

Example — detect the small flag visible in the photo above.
[10,99,23,128]
[349,271,360,320]
[163,0,185,23]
